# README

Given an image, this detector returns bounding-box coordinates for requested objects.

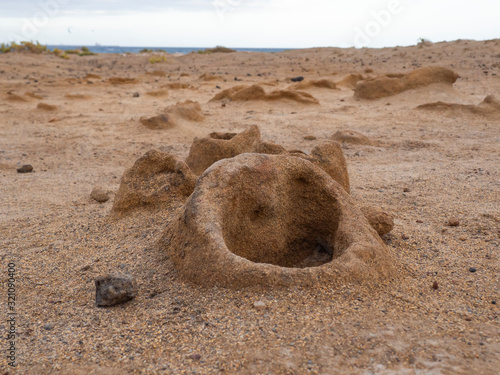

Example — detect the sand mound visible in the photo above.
[186,125,262,175]
[85,73,101,80]
[210,84,319,104]
[6,92,28,102]
[146,89,169,97]
[163,83,190,90]
[199,73,221,81]
[337,74,365,89]
[111,150,196,216]
[165,100,204,122]
[140,114,174,130]
[360,206,395,236]
[331,130,375,146]
[24,92,43,100]
[65,94,91,100]
[417,95,500,118]
[291,142,350,193]
[108,77,138,85]
[37,102,57,111]
[145,70,167,77]
[290,79,338,90]
[161,153,392,288]
[355,66,459,99]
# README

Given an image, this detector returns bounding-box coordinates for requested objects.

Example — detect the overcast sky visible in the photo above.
[1,0,499,48]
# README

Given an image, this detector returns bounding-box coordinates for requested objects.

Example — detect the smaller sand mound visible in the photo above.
[199,73,222,81]
[336,74,365,89]
[186,125,262,175]
[140,114,174,130]
[111,150,196,217]
[146,89,168,97]
[331,130,375,146]
[417,95,500,118]
[163,83,190,90]
[108,77,138,85]
[210,85,319,104]
[145,71,166,77]
[85,73,101,80]
[25,92,43,100]
[290,79,338,90]
[6,92,28,102]
[37,102,58,111]
[65,94,92,100]
[165,100,204,122]
[355,66,459,99]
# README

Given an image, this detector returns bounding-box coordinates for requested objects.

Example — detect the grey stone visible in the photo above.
[95,274,137,307]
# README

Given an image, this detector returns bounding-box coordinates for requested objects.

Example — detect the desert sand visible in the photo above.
[0,39,499,374]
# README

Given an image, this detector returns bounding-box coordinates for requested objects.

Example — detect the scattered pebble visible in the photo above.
[44,323,55,330]
[459,235,467,241]
[304,135,317,141]
[448,217,460,227]
[401,234,409,240]
[432,281,439,290]
[187,354,202,361]
[91,186,110,203]
[469,267,477,273]
[403,187,411,193]
[17,164,33,173]
[492,301,497,305]
[132,92,140,97]
[95,273,138,307]
[416,219,423,223]
[253,300,267,310]
[291,76,304,82]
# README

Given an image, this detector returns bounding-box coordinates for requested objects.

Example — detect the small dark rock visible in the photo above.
[44,323,55,330]
[17,164,33,173]
[401,234,409,240]
[188,354,201,361]
[448,217,460,227]
[132,92,140,98]
[403,188,410,193]
[95,274,137,307]
[304,135,317,141]
[416,220,423,223]
[432,281,439,290]
[291,76,304,82]
[492,301,497,305]
[469,267,477,273]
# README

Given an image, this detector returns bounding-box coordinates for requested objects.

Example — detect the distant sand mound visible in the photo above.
[108,77,138,85]
[289,79,338,90]
[331,130,375,146]
[199,73,222,81]
[65,94,92,100]
[140,114,174,130]
[146,89,168,97]
[145,70,166,77]
[165,100,204,122]
[111,150,196,217]
[417,95,500,118]
[85,73,101,80]
[337,74,365,89]
[37,102,58,111]
[210,84,319,104]
[6,92,28,102]
[355,66,459,99]
[163,83,190,90]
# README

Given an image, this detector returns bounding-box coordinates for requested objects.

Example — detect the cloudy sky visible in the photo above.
[1,0,499,48]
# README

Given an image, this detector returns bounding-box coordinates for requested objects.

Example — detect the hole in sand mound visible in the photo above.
[221,169,340,268]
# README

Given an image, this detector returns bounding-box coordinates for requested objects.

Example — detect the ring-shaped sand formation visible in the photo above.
[161,153,393,288]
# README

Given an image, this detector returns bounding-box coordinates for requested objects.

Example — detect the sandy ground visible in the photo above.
[0,39,499,374]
